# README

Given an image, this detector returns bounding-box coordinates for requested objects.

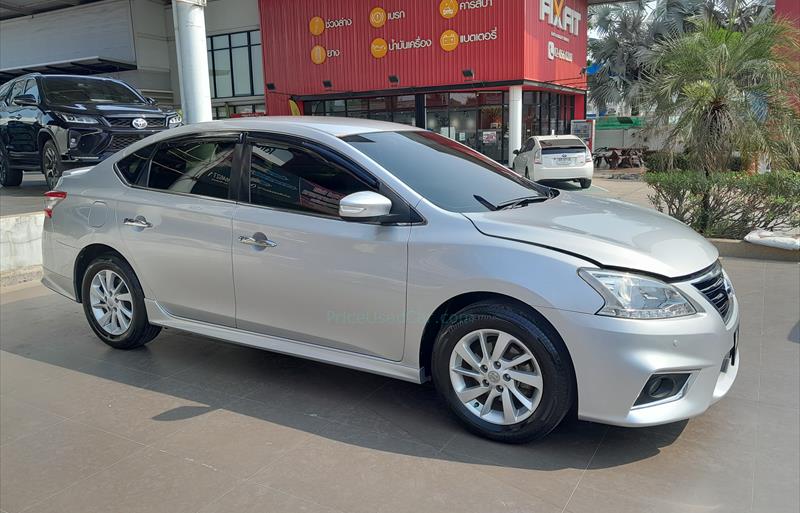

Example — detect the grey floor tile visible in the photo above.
[580,427,754,513]
[0,395,65,446]
[250,425,564,513]
[153,397,321,478]
[197,481,341,513]
[24,447,238,513]
[0,419,142,513]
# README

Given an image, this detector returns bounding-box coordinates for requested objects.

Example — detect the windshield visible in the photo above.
[342,131,550,213]
[42,77,145,104]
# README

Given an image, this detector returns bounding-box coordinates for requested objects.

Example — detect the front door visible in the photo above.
[232,137,409,361]
[116,134,240,326]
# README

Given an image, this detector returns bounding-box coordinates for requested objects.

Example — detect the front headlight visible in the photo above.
[55,112,98,124]
[578,268,696,319]
[167,114,182,128]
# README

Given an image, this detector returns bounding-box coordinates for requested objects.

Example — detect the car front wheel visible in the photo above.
[432,301,575,443]
[81,255,161,349]
[41,140,63,190]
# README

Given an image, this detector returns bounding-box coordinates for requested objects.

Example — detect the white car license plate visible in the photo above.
[555,157,572,165]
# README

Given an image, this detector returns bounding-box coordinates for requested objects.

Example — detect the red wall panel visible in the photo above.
[259,0,587,111]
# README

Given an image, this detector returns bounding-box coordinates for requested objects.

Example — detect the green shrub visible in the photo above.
[645,151,698,172]
[644,171,800,239]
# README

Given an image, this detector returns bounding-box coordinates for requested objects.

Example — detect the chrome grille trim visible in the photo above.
[692,262,732,322]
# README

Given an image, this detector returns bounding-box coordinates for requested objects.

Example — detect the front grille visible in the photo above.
[104,116,166,128]
[692,262,731,321]
[107,135,145,152]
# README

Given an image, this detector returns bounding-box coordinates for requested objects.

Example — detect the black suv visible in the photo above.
[0,74,181,188]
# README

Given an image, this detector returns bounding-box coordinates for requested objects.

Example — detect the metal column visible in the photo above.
[508,85,523,165]
[172,0,213,123]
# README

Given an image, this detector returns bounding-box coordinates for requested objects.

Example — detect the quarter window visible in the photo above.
[248,142,367,217]
[115,144,156,184]
[148,139,236,200]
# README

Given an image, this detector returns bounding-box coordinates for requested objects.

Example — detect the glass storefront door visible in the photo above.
[478,106,504,162]
[448,110,477,149]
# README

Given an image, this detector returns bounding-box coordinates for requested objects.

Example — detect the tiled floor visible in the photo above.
[0,258,797,513]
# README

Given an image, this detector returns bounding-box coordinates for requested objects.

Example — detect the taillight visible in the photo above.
[585,150,593,164]
[533,149,542,165]
[44,191,67,218]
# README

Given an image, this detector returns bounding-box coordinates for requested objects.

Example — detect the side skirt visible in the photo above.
[145,299,424,384]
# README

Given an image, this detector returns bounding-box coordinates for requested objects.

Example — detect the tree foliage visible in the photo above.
[587,0,775,113]
[640,19,800,173]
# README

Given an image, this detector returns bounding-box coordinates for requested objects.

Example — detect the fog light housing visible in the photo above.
[633,373,691,407]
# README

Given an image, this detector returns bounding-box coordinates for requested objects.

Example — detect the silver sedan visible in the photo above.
[41,117,740,443]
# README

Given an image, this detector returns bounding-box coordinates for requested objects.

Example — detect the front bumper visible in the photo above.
[541,284,740,427]
[59,126,166,162]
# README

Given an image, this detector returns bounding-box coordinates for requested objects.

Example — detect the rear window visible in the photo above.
[539,138,586,154]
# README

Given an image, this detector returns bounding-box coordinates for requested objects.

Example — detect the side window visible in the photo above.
[523,139,535,152]
[147,139,236,200]
[23,79,39,102]
[248,142,368,217]
[115,144,157,184]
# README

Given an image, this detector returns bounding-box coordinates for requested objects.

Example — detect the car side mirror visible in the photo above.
[339,191,392,222]
[12,94,37,106]
[513,149,520,155]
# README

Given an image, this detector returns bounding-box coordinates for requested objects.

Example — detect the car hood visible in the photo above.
[47,103,169,116]
[463,192,718,279]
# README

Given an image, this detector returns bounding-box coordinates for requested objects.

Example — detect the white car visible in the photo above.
[512,135,594,188]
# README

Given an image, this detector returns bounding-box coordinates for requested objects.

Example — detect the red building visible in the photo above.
[258,0,590,163]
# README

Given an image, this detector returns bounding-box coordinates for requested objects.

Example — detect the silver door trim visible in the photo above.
[144,299,424,383]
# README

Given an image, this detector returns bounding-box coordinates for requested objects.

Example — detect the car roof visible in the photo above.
[174,116,422,138]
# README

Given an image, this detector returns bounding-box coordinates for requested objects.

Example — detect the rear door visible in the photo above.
[231,134,410,360]
[116,133,241,326]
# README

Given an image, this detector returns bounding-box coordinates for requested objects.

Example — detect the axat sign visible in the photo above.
[539,0,582,36]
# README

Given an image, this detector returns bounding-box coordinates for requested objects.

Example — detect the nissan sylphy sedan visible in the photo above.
[42,118,739,443]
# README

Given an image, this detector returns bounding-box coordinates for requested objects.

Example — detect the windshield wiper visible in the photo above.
[495,195,550,210]
[474,195,499,211]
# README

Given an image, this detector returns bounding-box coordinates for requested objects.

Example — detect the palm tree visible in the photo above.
[587,0,776,113]
[640,18,800,174]
[587,1,653,114]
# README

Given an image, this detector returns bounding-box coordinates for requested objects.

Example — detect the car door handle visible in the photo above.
[239,235,277,248]
[123,217,153,229]
[10,115,21,120]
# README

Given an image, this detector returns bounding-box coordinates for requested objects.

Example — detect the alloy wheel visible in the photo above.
[89,270,134,336]
[449,329,544,425]
[43,145,60,188]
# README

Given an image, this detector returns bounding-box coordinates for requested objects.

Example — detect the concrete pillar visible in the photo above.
[172,0,213,123]
[508,85,523,165]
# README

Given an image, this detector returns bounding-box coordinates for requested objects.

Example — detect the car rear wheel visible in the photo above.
[81,255,161,350]
[41,140,63,190]
[579,178,592,189]
[0,147,22,187]
[432,301,575,443]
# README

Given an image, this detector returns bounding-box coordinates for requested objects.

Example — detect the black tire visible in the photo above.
[41,139,63,190]
[579,178,592,189]
[432,301,575,443]
[0,146,22,187]
[81,255,161,350]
